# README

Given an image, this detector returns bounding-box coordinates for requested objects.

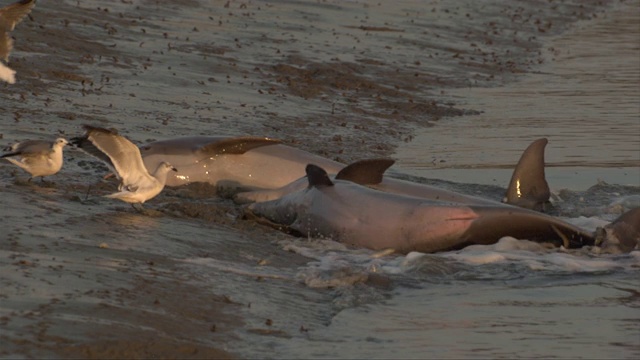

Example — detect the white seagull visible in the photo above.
[0,0,36,84]
[71,125,177,211]
[1,137,68,182]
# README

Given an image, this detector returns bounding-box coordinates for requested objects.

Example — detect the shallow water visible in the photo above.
[279,271,640,359]
[394,0,640,190]
[1,0,639,359]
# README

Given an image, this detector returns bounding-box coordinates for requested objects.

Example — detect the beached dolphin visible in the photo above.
[236,138,551,209]
[356,139,550,209]
[139,136,343,189]
[141,136,550,210]
[246,163,596,254]
[595,207,640,253]
[235,158,506,207]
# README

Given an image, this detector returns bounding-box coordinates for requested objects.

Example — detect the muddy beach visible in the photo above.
[1,0,639,359]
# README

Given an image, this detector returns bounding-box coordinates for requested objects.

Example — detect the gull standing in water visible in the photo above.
[71,125,177,211]
[0,0,36,84]
[1,137,68,182]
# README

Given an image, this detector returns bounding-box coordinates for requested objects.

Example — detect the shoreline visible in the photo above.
[0,1,633,358]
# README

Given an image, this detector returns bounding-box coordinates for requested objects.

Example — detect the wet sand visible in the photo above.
[0,0,635,358]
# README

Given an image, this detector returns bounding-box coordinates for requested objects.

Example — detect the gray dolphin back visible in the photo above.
[197,137,282,156]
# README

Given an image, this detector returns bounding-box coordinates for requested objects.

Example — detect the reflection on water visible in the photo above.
[394,0,640,190]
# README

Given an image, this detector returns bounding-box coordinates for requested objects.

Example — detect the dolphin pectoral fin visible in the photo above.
[306,164,334,188]
[549,223,595,249]
[335,158,396,185]
[550,224,571,249]
[504,138,551,211]
[197,137,282,156]
[243,207,304,236]
[234,188,280,204]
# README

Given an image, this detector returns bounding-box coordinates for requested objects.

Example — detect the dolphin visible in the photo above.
[595,207,640,253]
[364,139,550,209]
[139,136,344,189]
[235,158,507,207]
[167,136,549,210]
[246,163,596,254]
[367,138,551,210]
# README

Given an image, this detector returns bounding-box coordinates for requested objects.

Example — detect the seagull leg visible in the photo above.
[39,176,53,186]
[131,202,145,213]
[130,202,162,217]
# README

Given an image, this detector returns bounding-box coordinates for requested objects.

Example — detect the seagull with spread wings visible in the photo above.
[71,125,177,211]
[0,0,36,84]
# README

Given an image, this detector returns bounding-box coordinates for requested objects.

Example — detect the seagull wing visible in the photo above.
[0,33,12,62]
[75,125,153,186]
[0,0,36,61]
[0,0,35,31]
[71,130,118,174]
[1,139,51,157]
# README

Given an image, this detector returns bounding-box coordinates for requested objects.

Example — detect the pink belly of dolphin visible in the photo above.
[249,179,595,254]
[334,206,481,254]
[272,185,484,253]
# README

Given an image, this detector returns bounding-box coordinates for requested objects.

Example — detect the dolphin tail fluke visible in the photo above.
[197,137,282,157]
[335,158,395,185]
[504,138,551,212]
[595,207,640,253]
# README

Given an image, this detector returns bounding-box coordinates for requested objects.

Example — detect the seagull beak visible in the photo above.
[171,167,178,172]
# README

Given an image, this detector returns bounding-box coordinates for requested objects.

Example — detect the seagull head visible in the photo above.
[54,138,69,148]
[161,161,178,172]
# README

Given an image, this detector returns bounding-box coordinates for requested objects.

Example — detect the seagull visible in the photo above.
[1,137,68,182]
[0,0,36,84]
[71,125,177,211]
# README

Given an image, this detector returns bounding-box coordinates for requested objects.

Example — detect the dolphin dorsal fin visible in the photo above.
[198,137,281,156]
[306,164,334,188]
[335,158,395,185]
[504,138,551,211]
